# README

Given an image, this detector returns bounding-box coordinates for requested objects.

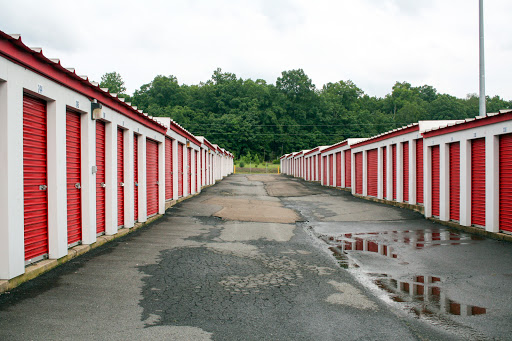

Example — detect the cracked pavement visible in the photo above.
[0,174,496,340]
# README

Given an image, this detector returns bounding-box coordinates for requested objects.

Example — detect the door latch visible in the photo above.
[75,183,81,189]
[39,185,48,191]
[119,182,125,187]
[135,182,139,187]
[100,182,106,188]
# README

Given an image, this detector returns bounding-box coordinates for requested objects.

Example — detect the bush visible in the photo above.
[272,159,280,164]
[239,162,245,168]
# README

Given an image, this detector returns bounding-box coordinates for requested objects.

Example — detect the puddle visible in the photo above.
[322,228,483,260]
[320,228,489,333]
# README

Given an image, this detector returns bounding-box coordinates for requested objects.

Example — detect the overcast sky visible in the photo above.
[1,0,511,100]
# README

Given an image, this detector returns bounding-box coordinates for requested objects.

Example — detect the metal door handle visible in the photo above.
[119,182,125,187]
[39,185,48,190]
[75,183,81,189]
[100,182,106,188]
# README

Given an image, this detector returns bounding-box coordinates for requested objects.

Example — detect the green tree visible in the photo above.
[99,72,126,95]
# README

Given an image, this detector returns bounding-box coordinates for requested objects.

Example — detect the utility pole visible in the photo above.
[479,0,486,116]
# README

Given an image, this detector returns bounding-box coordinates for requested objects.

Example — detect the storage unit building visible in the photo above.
[422,110,512,233]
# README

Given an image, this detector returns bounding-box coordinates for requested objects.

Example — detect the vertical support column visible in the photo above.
[104,122,117,234]
[460,139,471,226]
[386,145,393,200]
[172,139,178,199]
[486,135,499,232]
[184,146,189,197]
[124,130,134,228]
[440,143,449,221]
[158,140,165,214]
[410,139,417,205]
[377,147,383,199]
[81,106,96,245]
[362,150,368,196]
[396,142,404,203]
[138,137,147,223]
[424,144,432,218]
[351,152,355,194]
[46,99,67,258]
[0,81,25,279]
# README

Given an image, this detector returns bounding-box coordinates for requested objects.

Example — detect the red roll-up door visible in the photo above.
[165,137,173,200]
[355,152,363,195]
[322,156,327,186]
[134,135,139,222]
[117,128,124,227]
[367,149,378,197]
[382,146,387,198]
[329,154,333,186]
[471,138,485,226]
[146,139,159,217]
[336,152,341,186]
[188,148,192,195]
[66,110,82,246]
[449,142,460,221]
[499,134,512,232]
[345,150,351,188]
[403,142,409,202]
[96,121,106,235]
[178,143,184,197]
[392,144,397,200]
[23,95,49,261]
[416,139,424,204]
[431,145,440,217]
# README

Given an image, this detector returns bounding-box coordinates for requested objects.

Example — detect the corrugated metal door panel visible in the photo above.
[66,110,82,246]
[188,148,192,194]
[367,149,378,197]
[345,150,351,188]
[355,152,363,194]
[471,138,485,226]
[416,139,424,204]
[134,135,138,222]
[382,146,387,198]
[392,144,397,200]
[322,156,327,186]
[178,143,184,197]
[431,145,440,217]
[403,142,409,202]
[329,154,333,186]
[117,128,124,227]
[449,142,460,221]
[146,139,159,216]
[201,150,203,186]
[336,152,341,186]
[165,137,173,200]
[23,95,49,261]
[499,134,512,232]
[96,121,106,234]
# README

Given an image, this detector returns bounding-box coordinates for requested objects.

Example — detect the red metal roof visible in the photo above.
[0,31,167,134]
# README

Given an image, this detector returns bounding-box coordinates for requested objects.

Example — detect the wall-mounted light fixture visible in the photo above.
[91,100,103,120]
[186,139,191,148]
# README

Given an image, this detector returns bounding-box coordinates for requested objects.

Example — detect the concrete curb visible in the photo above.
[0,190,205,295]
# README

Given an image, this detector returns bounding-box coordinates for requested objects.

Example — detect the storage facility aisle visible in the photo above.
[3,174,510,340]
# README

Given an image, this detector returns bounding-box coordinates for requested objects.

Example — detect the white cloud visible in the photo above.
[0,0,510,100]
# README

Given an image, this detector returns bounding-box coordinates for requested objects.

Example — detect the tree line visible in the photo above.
[100,69,511,161]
